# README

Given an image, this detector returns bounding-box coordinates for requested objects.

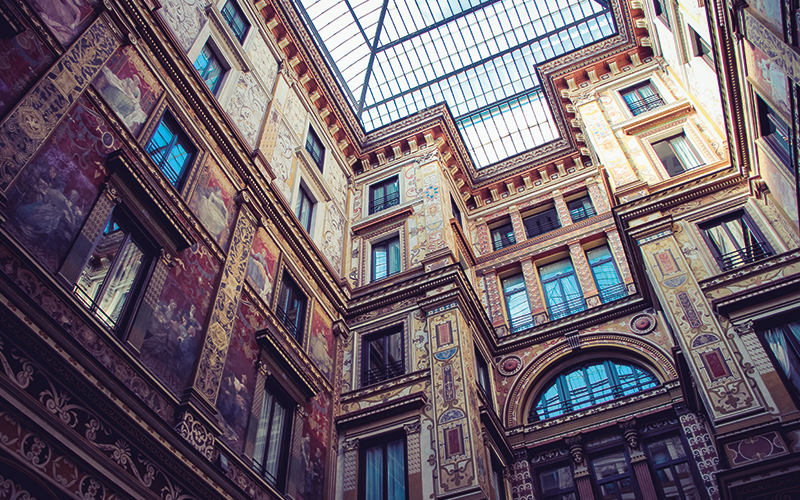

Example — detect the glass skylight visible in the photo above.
[294,0,615,168]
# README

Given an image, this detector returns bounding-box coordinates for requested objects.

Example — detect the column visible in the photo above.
[620,421,659,500]
[509,205,527,243]
[678,410,721,500]
[475,218,491,256]
[521,258,546,326]
[484,271,507,328]
[568,241,599,307]
[553,190,572,227]
[566,436,595,500]
[0,14,122,193]
[405,421,423,500]
[586,177,611,214]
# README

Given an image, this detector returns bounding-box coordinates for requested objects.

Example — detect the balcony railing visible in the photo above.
[509,315,536,333]
[74,286,118,331]
[276,304,302,340]
[529,377,659,422]
[717,241,774,271]
[524,218,561,239]
[369,191,400,214]
[570,205,597,223]
[627,93,665,116]
[363,359,405,386]
[253,460,279,488]
[548,295,587,321]
[598,282,628,304]
[492,233,517,251]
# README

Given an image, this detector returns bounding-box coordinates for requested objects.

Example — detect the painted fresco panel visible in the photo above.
[748,0,783,34]
[224,73,268,149]
[94,45,164,136]
[5,97,117,272]
[189,156,237,248]
[271,122,296,199]
[217,293,264,453]
[293,392,329,500]
[324,157,347,209]
[30,0,97,46]
[322,204,344,274]
[0,28,53,118]
[746,42,790,115]
[247,34,278,91]
[309,304,334,380]
[157,0,205,51]
[283,87,305,138]
[139,244,219,394]
[247,227,280,303]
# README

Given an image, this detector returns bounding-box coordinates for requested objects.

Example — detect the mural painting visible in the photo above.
[322,205,345,274]
[217,294,264,453]
[0,28,52,118]
[4,97,116,272]
[139,244,219,394]
[294,392,329,500]
[94,45,164,136]
[224,73,268,150]
[29,0,97,46]
[270,122,296,199]
[309,304,334,380]
[746,43,790,115]
[247,227,281,303]
[156,0,205,51]
[189,156,237,249]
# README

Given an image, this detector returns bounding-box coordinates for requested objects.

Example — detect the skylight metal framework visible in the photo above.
[294,0,616,168]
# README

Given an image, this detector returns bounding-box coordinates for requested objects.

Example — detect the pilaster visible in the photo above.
[485,271,507,328]
[521,258,546,325]
[606,228,633,283]
[568,241,598,306]
[586,177,611,214]
[553,190,572,228]
[620,421,658,500]
[566,436,595,500]
[509,205,527,243]
[678,410,721,500]
[341,438,359,500]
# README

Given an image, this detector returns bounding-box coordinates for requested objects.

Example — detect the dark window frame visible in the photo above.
[501,273,534,333]
[567,195,597,222]
[756,94,792,167]
[220,0,250,43]
[590,447,643,500]
[296,184,314,233]
[371,236,401,281]
[644,433,706,500]
[451,196,462,227]
[476,349,492,406]
[537,462,577,500]
[252,378,294,491]
[145,110,197,189]
[358,432,409,500]
[759,317,800,409]
[361,325,405,387]
[651,133,704,177]
[653,0,671,29]
[698,210,774,272]
[491,456,507,500]
[276,272,307,342]
[193,43,225,94]
[689,26,713,65]
[539,257,586,320]
[620,81,665,116]
[586,245,627,304]
[305,126,325,171]
[491,221,517,251]
[369,176,400,214]
[523,207,561,239]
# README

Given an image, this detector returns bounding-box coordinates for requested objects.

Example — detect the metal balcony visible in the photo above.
[627,93,665,116]
[547,295,587,321]
[492,233,517,251]
[363,359,405,386]
[717,241,773,271]
[570,205,597,222]
[276,304,302,340]
[598,282,628,304]
[524,218,561,239]
[509,315,536,333]
[369,191,400,214]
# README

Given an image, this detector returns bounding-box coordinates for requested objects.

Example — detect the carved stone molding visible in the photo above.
[174,410,216,461]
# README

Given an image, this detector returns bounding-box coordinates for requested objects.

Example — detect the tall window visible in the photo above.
[539,259,585,320]
[621,81,664,116]
[372,237,401,281]
[502,274,533,333]
[591,450,638,500]
[277,273,306,341]
[296,185,314,233]
[476,350,492,403]
[362,326,404,386]
[652,134,703,177]
[451,196,462,227]
[690,27,713,65]
[146,111,196,188]
[653,0,670,29]
[360,436,407,500]
[567,196,596,222]
[491,459,506,500]
[305,127,325,171]
[757,95,791,166]
[523,208,561,239]
[220,0,249,43]
[492,222,516,251]
[369,176,399,214]
[193,44,224,94]
[586,246,626,303]
[646,436,702,500]
[539,464,576,500]
[253,382,293,490]
[699,211,773,271]
[763,320,800,399]
[530,360,658,421]
[76,207,150,332]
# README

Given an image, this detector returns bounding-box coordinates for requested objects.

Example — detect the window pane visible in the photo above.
[365,446,384,500]
[389,239,401,275]
[146,114,195,187]
[592,451,629,479]
[765,323,800,395]
[540,465,574,494]
[669,135,702,170]
[675,462,702,500]
[652,138,683,176]
[253,391,273,466]
[647,436,687,464]
[264,399,287,483]
[386,439,406,500]
[374,244,388,279]
[194,45,223,93]
[96,236,144,325]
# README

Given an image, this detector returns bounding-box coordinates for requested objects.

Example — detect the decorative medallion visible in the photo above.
[629,313,657,335]
[498,355,523,376]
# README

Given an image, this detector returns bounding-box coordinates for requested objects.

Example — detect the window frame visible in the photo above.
[305,126,325,172]
[361,325,405,387]
[501,273,534,333]
[451,196,462,227]
[644,433,705,500]
[145,110,197,190]
[476,348,492,406]
[756,94,792,168]
[371,236,401,282]
[539,257,586,320]
[296,184,315,234]
[567,195,597,222]
[522,207,561,239]
[220,0,250,43]
[252,378,294,491]
[620,80,665,116]
[276,272,307,342]
[193,42,226,94]
[369,176,400,215]
[689,26,713,66]
[651,133,704,177]
[759,317,800,408]
[589,448,641,500]
[586,244,626,303]
[698,210,774,272]
[491,221,516,251]
[358,433,409,500]
[537,462,577,500]
[653,0,670,29]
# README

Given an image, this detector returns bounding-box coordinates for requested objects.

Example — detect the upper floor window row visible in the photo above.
[369,176,400,215]
[221,0,249,43]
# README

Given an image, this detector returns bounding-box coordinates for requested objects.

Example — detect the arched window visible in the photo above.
[530,360,659,422]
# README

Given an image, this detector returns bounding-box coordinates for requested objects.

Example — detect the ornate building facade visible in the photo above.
[0,0,797,499]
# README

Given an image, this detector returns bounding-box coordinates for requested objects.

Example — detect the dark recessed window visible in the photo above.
[491,222,516,251]
[621,81,665,116]
[491,459,506,500]
[645,435,703,500]
[523,208,561,238]
[591,450,638,500]
[586,245,626,303]
[763,320,800,401]
[757,95,791,167]
[451,196,462,227]
[362,326,404,386]
[530,360,659,422]
[652,134,703,177]
[75,207,152,334]
[253,380,293,490]
[690,27,713,65]
[653,0,670,29]
[699,211,773,271]
[146,111,197,188]
[476,350,492,404]
[359,434,407,500]
[502,273,534,333]
[539,464,576,500]
[305,126,325,171]
[372,237,401,281]
[193,44,224,94]
[369,176,400,214]
[296,185,314,233]
[220,0,249,43]
[567,195,596,222]
[539,258,586,320]
[277,273,306,341]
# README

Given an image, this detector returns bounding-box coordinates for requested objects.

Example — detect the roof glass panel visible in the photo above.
[294,0,615,168]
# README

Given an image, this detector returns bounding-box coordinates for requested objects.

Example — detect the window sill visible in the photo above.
[352,200,415,235]
[618,99,692,136]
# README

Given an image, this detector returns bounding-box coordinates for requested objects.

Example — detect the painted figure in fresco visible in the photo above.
[246,251,273,299]
[219,372,249,435]
[12,163,82,247]
[142,298,201,371]
[30,0,86,45]
[195,185,229,241]
[310,325,332,380]
[99,66,148,131]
